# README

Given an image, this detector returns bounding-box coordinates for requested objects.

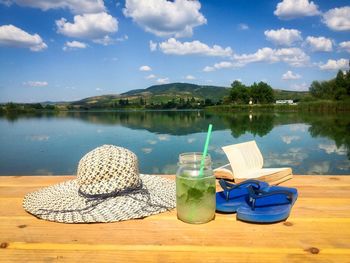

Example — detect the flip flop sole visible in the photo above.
[236,186,298,223]
[216,192,246,213]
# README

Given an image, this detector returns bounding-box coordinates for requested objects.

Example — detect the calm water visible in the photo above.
[0,111,349,175]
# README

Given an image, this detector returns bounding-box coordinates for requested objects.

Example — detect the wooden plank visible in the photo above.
[1,196,350,218]
[283,176,350,187]
[1,218,350,248]
[1,248,349,263]
[0,176,75,186]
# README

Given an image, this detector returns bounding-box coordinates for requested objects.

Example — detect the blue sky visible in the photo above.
[0,0,349,103]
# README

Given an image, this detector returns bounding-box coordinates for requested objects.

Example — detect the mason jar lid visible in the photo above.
[178,152,211,166]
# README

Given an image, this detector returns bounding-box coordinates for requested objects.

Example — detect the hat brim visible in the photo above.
[23,174,175,223]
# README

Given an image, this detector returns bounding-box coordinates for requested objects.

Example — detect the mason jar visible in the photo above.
[176,152,216,224]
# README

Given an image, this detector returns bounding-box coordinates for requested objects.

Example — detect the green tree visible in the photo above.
[334,70,347,100]
[30,103,44,110]
[250,82,274,104]
[44,104,56,110]
[309,80,333,99]
[229,81,250,104]
[309,80,323,98]
[309,59,350,100]
[346,60,350,95]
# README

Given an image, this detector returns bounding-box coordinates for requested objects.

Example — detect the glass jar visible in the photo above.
[176,152,216,224]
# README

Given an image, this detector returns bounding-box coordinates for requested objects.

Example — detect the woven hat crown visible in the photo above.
[77,145,141,195]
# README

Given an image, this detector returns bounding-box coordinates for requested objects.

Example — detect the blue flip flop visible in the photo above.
[236,185,298,223]
[216,179,269,213]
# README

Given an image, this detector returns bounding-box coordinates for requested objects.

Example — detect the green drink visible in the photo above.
[176,153,216,224]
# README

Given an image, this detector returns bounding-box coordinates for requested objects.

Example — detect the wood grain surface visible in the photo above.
[0,175,349,263]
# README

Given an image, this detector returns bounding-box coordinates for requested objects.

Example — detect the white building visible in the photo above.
[275,100,294,104]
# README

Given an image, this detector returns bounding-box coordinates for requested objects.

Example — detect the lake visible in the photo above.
[0,110,349,175]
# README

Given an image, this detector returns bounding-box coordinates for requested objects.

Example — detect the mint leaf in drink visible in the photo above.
[207,186,216,194]
[186,187,203,202]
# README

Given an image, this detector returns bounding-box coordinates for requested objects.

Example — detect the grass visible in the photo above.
[207,100,350,113]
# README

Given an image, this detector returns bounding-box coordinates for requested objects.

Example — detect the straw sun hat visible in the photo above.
[23,145,176,223]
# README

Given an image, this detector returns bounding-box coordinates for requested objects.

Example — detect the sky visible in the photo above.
[0,0,349,103]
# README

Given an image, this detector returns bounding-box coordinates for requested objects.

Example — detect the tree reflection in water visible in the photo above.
[1,110,349,159]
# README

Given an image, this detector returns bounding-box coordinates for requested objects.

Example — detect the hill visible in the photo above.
[69,83,230,109]
[273,89,310,102]
[122,82,229,101]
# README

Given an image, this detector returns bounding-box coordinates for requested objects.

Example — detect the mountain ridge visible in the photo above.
[69,82,230,108]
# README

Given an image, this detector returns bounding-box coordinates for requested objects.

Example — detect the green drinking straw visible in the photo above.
[199,124,213,177]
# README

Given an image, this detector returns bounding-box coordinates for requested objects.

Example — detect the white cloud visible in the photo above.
[92,35,113,46]
[281,135,300,144]
[289,124,309,132]
[0,24,47,51]
[264,28,302,46]
[149,40,157,51]
[264,147,308,167]
[305,36,333,52]
[319,58,349,71]
[159,38,233,57]
[204,47,309,71]
[93,34,127,46]
[146,74,156,79]
[23,81,48,87]
[291,82,309,91]
[2,0,105,14]
[322,7,350,31]
[157,77,169,84]
[339,41,350,53]
[185,75,196,80]
[146,139,157,145]
[63,40,87,51]
[139,65,152,71]
[307,161,330,175]
[319,143,347,155]
[282,70,301,80]
[274,0,320,19]
[158,135,170,141]
[238,23,249,30]
[116,35,128,42]
[203,66,215,72]
[96,88,103,91]
[56,12,118,40]
[141,147,153,154]
[233,47,309,67]
[123,0,206,37]
[213,61,235,69]
[187,138,196,143]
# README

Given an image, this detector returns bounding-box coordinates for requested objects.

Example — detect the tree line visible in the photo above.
[310,62,350,101]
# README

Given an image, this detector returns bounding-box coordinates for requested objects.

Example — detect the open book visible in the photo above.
[214,141,293,185]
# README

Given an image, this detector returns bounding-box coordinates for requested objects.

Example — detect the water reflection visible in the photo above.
[223,113,275,137]
[0,110,349,175]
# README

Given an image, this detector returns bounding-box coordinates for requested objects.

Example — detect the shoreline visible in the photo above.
[1,99,350,115]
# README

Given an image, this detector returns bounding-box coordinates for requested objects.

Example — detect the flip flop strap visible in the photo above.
[248,186,293,210]
[219,179,262,201]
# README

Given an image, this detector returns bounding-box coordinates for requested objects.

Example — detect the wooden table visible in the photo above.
[1,175,350,262]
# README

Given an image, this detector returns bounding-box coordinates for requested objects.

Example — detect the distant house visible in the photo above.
[276,100,294,104]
